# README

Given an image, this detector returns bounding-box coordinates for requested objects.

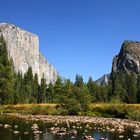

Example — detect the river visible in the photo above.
[0,115,140,140]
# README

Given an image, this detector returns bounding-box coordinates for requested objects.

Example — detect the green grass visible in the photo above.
[89,103,140,120]
[0,103,140,121]
[0,104,59,114]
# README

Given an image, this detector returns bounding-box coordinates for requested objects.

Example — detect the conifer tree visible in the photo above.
[125,73,137,103]
[111,71,127,102]
[137,73,140,103]
[46,82,54,103]
[38,74,47,103]
[32,73,39,103]
[13,72,22,104]
[87,76,94,93]
[0,35,14,104]
[53,76,63,103]
[74,74,84,88]
[22,66,33,103]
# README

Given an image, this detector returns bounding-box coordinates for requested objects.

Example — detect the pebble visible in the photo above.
[0,124,3,127]
[13,131,20,135]
[14,125,18,128]
[134,128,140,134]
[33,130,40,135]
[31,123,39,130]
[84,135,95,140]
[70,129,77,135]
[4,124,11,129]
[24,132,29,135]
[119,135,124,138]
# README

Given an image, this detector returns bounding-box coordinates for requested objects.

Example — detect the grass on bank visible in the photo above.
[0,103,140,121]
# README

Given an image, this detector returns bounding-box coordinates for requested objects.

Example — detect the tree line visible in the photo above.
[0,35,140,107]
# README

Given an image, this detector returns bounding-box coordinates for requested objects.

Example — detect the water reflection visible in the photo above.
[0,115,140,140]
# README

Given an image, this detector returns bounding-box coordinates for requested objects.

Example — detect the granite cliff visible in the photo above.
[0,23,57,84]
[96,41,140,85]
[112,41,140,74]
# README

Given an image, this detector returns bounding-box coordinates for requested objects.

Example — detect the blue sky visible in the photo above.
[1,0,140,81]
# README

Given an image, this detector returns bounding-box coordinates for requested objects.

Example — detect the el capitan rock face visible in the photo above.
[0,23,57,84]
[112,41,140,74]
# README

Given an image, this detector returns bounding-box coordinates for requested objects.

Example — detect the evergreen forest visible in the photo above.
[0,35,140,116]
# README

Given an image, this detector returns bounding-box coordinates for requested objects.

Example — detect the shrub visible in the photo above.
[64,98,81,115]
[127,109,140,121]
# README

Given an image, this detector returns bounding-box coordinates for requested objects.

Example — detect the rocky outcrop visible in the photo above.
[112,41,140,74]
[96,41,140,86]
[95,74,110,86]
[0,23,57,84]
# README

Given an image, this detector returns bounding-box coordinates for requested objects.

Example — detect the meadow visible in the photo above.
[0,103,140,121]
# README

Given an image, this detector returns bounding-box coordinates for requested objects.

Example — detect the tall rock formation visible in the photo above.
[112,41,140,74]
[96,40,140,86]
[0,23,57,84]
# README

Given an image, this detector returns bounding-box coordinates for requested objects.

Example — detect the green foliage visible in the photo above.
[127,109,140,121]
[29,105,59,115]
[13,72,22,104]
[74,74,84,88]
[38,74,47,103]
[23,67,34,103]
[110,95,122,104]
[53,76,64,103]
[0,35,14,104]
[46,83,54,103]
[64,98,81,115]
[125,73,137,103]
[87,76,94,93]
[110,71,138,103]
[32,73,39,103]
[137,73,140,103]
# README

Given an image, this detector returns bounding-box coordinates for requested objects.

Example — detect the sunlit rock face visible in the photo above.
[112,41,140,74]
[0,23,57,84]
[96,41,140,86]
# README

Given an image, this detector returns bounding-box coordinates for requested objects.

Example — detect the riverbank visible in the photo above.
[2,113,140,132]
[1,113,140,140]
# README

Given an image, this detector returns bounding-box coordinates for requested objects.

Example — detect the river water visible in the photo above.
[0,115,140,140]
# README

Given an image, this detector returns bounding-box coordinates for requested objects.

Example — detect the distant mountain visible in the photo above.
[95,74,110,86]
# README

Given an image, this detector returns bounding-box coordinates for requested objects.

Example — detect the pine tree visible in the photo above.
[32,73,39,103]
[22,67,33,103]
[74,74,84,88]
[87,76,94,93]
[38,74,47,103]
[125,73,137,103]
[0,35,14,104]
[137,73,140,103]
[53,76,63,103]
[59,79,73,106]
[46,82,54,103]
[13,72,23,104]
[110,71,127,102]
